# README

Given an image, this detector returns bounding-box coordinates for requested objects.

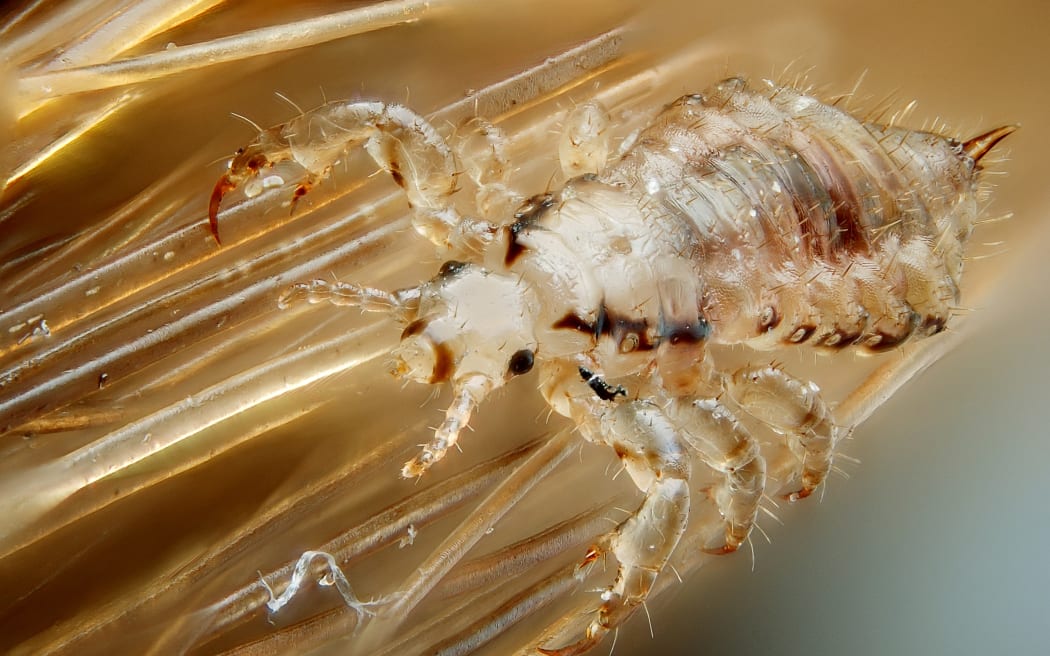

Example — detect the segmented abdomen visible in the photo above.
[604,77,984,352]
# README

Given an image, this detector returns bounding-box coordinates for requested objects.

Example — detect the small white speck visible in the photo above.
[163,251,175,262]
[86,286,100,296]
[398,524,418,548]
[262,174,285,190]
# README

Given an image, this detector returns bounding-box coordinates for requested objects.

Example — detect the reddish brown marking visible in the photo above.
[702,543,739,556]
[552,312,594,335]
[664,319,710,345]
[864,325,915,353]
[580,545,602,567]
[795,141,867,256]
[389,160,406,188]
[785,487,813,502]
[758,305,782,333]
[430,343,454,384]
[290,182,312,214]
[208,174,235,245]
[782,324,817,345]
[400,318,427,339]
[921,315,947,335]
[817,329,862,350]
[504,193,556,266]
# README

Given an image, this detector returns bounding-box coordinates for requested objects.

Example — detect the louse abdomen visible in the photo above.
[605,77,1009,353]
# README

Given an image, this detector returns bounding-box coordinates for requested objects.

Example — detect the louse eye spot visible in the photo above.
[507,349,534,376]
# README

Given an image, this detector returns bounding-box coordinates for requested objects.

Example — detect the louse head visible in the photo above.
[393,261,539,390]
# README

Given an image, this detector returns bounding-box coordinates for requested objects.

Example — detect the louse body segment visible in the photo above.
[210,77,1011,654]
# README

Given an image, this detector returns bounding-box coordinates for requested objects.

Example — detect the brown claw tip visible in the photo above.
[580,545,602,567]
[703,544,738,556]
[208,174,235,245]
[962,125,1018,164]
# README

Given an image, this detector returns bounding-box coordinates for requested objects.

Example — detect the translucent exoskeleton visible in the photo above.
[207,76,1012,653]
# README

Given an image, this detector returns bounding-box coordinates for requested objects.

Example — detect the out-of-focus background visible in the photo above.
[1,1,1047,655]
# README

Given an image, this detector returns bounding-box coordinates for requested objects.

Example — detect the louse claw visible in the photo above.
[208,173,235,245]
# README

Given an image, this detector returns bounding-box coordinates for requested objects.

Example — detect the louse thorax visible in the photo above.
[392,261,540,391]
[495,177,714,397]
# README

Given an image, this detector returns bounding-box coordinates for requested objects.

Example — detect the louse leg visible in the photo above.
[400,374,493,478]
[664,398,766,554]
[559,101,611,178]
[209,102,481,250]
[725,365,837,501]
[274,276,485,478]
[275,278,419,320]
[540,400,691,656]
[453,116,522,221]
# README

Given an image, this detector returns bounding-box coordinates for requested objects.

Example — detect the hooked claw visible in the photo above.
[208,173,235,245]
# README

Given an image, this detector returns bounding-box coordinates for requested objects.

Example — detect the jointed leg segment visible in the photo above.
[726,365,838,501]
[665,398,766,554]
[541,399,691,656]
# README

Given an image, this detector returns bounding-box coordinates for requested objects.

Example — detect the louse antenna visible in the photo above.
[229,111,263,132]
[273,91,304,116]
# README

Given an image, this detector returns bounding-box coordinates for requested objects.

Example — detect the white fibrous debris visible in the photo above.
[260,550,378,622]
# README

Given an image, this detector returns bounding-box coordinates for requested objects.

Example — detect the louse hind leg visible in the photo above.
[664,398,767,554]
[540,399,691,656]
[725,365,838,501]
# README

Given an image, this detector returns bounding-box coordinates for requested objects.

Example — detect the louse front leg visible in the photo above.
[726,365,838,501]
[540,399,691,656]
[209,102,489,252]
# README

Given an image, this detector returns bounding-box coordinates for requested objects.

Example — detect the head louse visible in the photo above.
[211,76,1013,654]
